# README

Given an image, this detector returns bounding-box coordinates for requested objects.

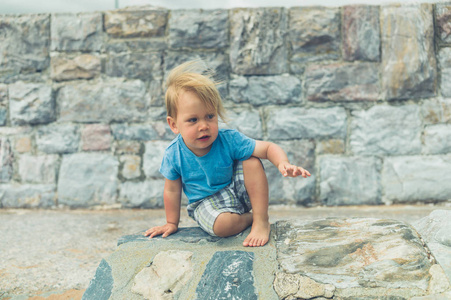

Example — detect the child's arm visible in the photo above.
[144,178,182,238]
[252,141,311,178]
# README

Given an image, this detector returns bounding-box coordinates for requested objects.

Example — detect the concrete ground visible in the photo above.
[1,204,450,300]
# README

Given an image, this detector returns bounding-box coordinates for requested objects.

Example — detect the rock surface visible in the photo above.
[84,216,451,299]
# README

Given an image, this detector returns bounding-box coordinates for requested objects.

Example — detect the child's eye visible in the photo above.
[188,118,197,123]
[207,114,215,120]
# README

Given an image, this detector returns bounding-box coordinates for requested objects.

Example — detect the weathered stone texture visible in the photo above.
[230,8,288,75]
[342,5,380,62]
[81,124,112,152]
[111,123,173,141]
[276,218,432,292]
[132,250,194,299]
[230,75,302,106]
[51,13,103,51]
[0,14,50,80]
[50,53,101,82]
[196,251,257,300]
[423,124,451,154]
[0,84,7,126]
[0,184,55,208]
[274,272,335,299]
[57,79,150,123]
[104,7,168,38]
[0,138,13,183]
[422,98,451,124]
[119,155,141,180]
[320,156,382,206]
[263,140,315,205]
[267,107,347,140]
[350,105,422,155]
[439,47,451,97]
[143,140,167,178]
[436,4,451,44]
[381,4,437,100]
[9,82,55,126]
[57,153,119,207]
[221,109,263,140]
[105,52,162,80]
[119,180,164,208]
[289,7,340,72]
[36,124,79,154]
[305,63,379,101]
[169,9,229,49]
[383,156,451,203]
[18,155,58,184]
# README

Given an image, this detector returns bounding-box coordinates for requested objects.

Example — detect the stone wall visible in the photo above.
[0,3,451,208]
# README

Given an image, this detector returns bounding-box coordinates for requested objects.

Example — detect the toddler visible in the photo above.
[144,61,310,247]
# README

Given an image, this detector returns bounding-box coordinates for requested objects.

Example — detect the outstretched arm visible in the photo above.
[252,141,311,178]
[144,177,182,238]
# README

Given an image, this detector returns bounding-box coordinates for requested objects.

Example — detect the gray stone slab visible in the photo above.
[82,259,113,300]
[196,251,257,300]
[275,218,434,298]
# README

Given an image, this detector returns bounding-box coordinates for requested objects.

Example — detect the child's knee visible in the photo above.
[243,157,263,171]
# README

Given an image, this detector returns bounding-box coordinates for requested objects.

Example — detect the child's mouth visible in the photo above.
[198,135,210,141]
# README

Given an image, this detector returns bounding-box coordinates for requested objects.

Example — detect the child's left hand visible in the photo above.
[278,162,311,178]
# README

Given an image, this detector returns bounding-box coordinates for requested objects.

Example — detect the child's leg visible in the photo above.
[241,157,271,247]
[213,212,253,237]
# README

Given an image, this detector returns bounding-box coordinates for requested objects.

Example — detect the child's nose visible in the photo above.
[199,120,209,130]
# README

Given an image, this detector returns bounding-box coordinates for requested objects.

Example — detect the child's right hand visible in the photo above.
[144,223,178,239]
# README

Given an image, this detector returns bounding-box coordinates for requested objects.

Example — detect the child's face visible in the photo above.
[167,90,219,156]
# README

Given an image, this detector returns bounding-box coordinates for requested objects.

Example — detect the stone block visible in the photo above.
[317,139,345,155]
[143,140,168,178]
[105,52,162,80]
[0,138,13,183]
[119,155,141,180]
[229,75,302,106]
[51,13,103,51]
[36,124,79,154]
[263,140,315,205]
[57,78,150,123]
[0,84,6,126]
[274,272,335,299]
[383,155,451,203]
[422,98,451,124]
[439,47,451,97]
[350,104,422,155]
[196,251,257,299]
[220,109,263,140]
[14,136,32,153]
[50,53,101,82]
[276,218,432,293]
[132,250,194,299]
[18,154,58,184]
[414,210,451,283]
[436,4,451,44]
[119,180,164,208]
[0,14,50,79]
[342,5,380,62]
[381,4,437,100]
[81,124,112,152]
[9,82,55,126]
[423,124,451,154]
[169,9,229,49]
[230,8,288,75]
[104,7,168,38]
[319,156,382,206]
[305,63,379,101]
[115,140,142,155]
[0,183,56,208]
[289,7,340,72]
[267,107,347,140]
[57,153,119,207]
[111,122,173,141]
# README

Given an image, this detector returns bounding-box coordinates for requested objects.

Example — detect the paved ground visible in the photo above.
[1,204,450,299]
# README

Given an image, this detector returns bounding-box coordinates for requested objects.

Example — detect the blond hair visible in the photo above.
[165,60,226,121]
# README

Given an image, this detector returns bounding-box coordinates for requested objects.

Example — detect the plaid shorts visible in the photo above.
[186,160,252,236]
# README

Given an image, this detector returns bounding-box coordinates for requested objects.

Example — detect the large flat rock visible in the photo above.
[84,216,451,299]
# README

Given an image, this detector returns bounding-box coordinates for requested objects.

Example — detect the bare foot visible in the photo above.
[243,220,271,247]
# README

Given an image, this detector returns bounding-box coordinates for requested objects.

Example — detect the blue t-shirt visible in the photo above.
[159,129,256,203]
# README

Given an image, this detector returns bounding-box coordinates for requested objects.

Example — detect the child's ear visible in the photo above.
[167,116,179,134]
